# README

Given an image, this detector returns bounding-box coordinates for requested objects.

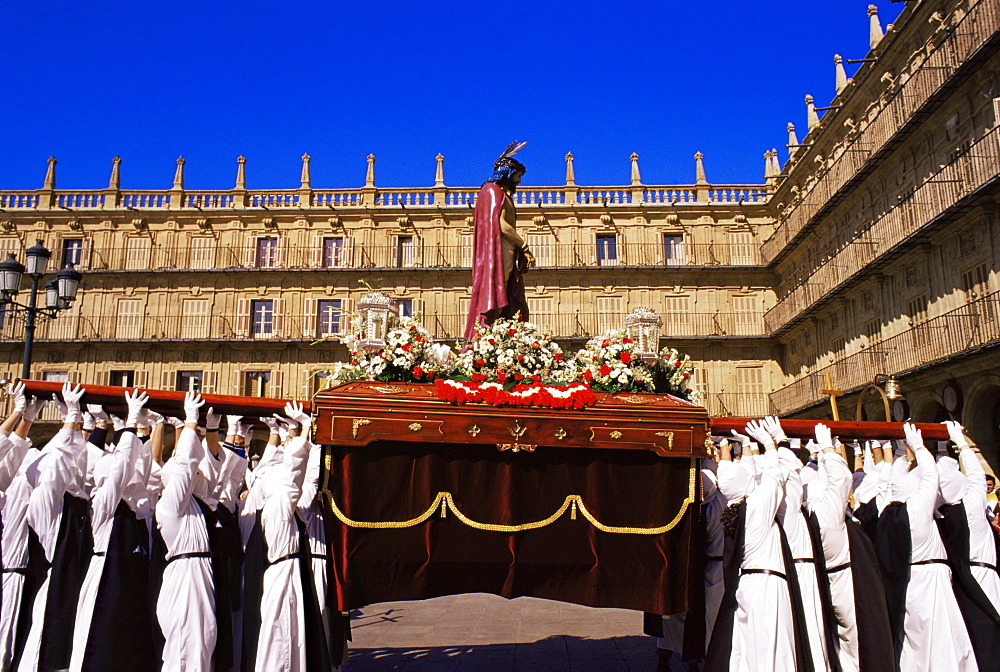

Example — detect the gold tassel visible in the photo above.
[440,498,447,518]
[571,499,577,520]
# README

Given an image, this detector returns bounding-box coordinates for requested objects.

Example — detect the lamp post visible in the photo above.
[0,240,83,381]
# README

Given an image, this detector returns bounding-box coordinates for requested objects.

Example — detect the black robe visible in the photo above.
[875,501,911,669]
[845,514,895,672]
[81,500,154,672]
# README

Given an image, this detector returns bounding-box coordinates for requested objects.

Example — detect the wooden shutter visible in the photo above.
[244,236,258,268]
[731,295,758,334]
[526,233,551,267]
[303,298,318,338]
[202,370,218,394]
[276,236,288,268]
[595,296,621,334]
[190,237,215,270]
[161,370,174,390]
[272,298,285,338]
[116,298,144,339]
[460,234,473,268]
[235,298,251,337]
[728,231,754,265]
[79,237,93,270]
[270,370,284,398]
[135,370,149,388]
[310,236,322,268]
[182,299,210,338]
[124,237,151,270]
[342,235,354,268]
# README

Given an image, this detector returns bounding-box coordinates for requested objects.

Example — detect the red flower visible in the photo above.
[681,373,689,379]
[583,369,593,381]
[517,354,525,362]
[475,358,485,367]
[601,339,610,348]
[674,361,682,368]
[508,329,517,336]
[533,374,541,384]
[428,371,436,380]
[623,338,633,344]
[600,364,612,376]
[410,325,417,331]
[401,343,413,352]
[514,374,524,381]
[498,372,507,382]
[488,338,496,345]
[686,388,692,393]
[531,341,540,350]
[554,352,563,362]
[619,352,632,364]
[415,336,424,342]
[472,373,486,382]
[413,366,424,378]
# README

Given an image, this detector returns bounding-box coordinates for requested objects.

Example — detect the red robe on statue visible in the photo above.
[464,182,528,340]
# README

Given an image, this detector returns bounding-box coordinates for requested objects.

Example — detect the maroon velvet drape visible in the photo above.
[323,440,699,615]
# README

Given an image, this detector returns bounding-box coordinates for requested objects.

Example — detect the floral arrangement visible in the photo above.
[651,346,700,400]
[573,329,655,394]
[435,379,597,409]
[452,314,575,385]
[325,314,450,385]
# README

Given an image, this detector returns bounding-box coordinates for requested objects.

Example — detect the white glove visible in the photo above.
[61,383,85,423]
[9,381,26,414]
[205,407,222,431]
[903,422,924,450]
[227,414,244,434]
[82,412,95,432]
[165,416,185,429]
[144,409,165,426]
[805,438,818,456]
[729,430,751,449]
[761,416,788,443]
[283,401,311,428]
[110,414,126,431]
[183,391,205,425]
[260,416,281,433]
[124,389,149,427]
[744,420,775,450]
[789,438,801,451]
[814,423,834,450]
[22,396,43,423]
[944,420,970,449]
[86,404,109,423]
[239,421,254,446]
[849,440,862,456]
[277,423,290,442]
[51,395,67,420]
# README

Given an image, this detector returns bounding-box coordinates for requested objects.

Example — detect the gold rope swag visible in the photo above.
[321,454,697,535]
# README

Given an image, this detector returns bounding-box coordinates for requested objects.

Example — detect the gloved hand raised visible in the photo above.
[744,419,775,450]
[943,420,970,449]
[814,423,834,451]
[124,389,150,427]
[205,407,222,431]
[761,416,788,443]
[903,422,924,451]
[9,381,26,415]
[22,396,43,424]
[87,404,109,424]
[183,391,205,426]
[282,401,311,429]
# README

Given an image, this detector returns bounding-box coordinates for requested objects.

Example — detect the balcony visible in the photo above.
[760,0,1000,264]
[76,241,765,273]
[765,124,1000,333]
[769,290,1000,416]
[701,393,778,419]
[0,310,768,344]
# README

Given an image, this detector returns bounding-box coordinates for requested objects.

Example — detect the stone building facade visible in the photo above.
[0,0,997,461]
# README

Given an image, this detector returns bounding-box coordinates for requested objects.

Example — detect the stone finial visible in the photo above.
[434,153,445,187]
[787,123,800,147]
[694,152,708,186]
[630,152,642,186]
[771,148,781,176]
[43,156,57,190]
[834,55,849,95]
[108,155,121,190]
[764,150,775,179]
[300,153,311,189]
[365,154,376,188]
[565,152,576,186]
[235,155,247,190]
[172,157,186,190]
[805,95,820,131]
[869,5,884,49]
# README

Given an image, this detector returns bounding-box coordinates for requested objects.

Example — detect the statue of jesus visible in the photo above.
[464,142,535,340]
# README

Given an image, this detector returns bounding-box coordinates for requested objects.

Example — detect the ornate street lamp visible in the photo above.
[356,290,399,354]
[624,306,662,364]
[0,240,84,380]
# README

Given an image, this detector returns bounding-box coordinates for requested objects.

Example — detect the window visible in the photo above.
[0,305,9,332]
[396,236,415,268]
[735,366,768,416]
[731,295,759,334]
[124,237,150,270]
[864,319,882,345]
[116,299,144,339]
[322,237,345,268]
[257,238,279,268]
[176,370,203,392]
[317,300,343,336]
[243,371,271,397]
[530,297,554,321]
[595,296,621,333]
[961,264,990,301]
[190,237,215,269]
[61,239,83,268]
[662,296,691,334]
[460,234,473,268]
[397,299,413,317]
[663,235,685,266]
[526,233,553,267]
[109,370,135,387]
[728,231,755,265]
[596,234,618,267]
[252,300,275,337]
[907,295,928,326]
[43,371,69,383]
[182,299,210,338]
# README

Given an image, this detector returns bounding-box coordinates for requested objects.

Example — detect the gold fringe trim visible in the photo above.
[321,457,697,535]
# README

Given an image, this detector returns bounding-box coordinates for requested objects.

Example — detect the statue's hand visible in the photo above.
[524,251,536,268]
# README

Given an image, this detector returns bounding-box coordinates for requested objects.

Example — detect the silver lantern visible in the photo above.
[624,306,662,364]
[356,290,399,353]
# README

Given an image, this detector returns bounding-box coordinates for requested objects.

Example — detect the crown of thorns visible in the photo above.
[494,141,527,172]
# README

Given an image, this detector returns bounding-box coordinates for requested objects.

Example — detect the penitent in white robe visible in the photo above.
[17,427,87,672]
[256,436,309,672]
[957,446,1000,613]
[155,427,216,672]
[806,450,858,672]
[730,450,795,672]
[67,431,140,672]
[899,445,976,672]
[0,432,32,671]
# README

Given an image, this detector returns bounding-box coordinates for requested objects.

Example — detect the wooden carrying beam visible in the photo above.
[17,380,310,421]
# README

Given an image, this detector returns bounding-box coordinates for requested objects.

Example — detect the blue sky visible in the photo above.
[2,1,904,191]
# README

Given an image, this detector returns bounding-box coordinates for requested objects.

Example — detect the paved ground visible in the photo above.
[343,593,661,671]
